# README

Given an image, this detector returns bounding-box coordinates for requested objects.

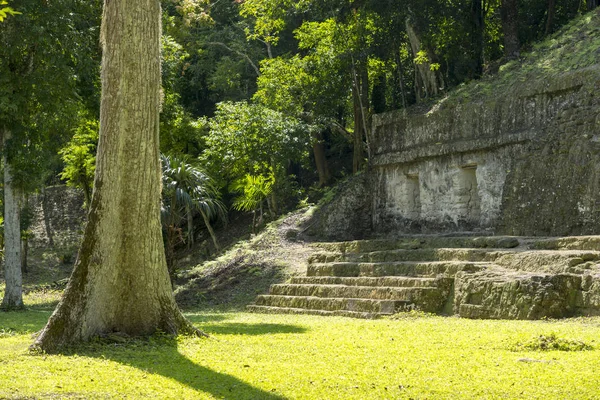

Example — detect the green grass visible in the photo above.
[1,311,600,399]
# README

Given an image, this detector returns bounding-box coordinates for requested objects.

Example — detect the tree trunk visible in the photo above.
[406,18,445,101]
[41,186,55,247]
[1,129,24,310]
[351,59,369,173]
[185,203,194,249]
[82,176,92,210]
[199,208,220,252]
[21,193,29,274]
[471,0,485,77]
[545,0,556,35]
[501,0,520,59]
[312,131,330,187]
[588,0,599,10]
[33,0,199,352]
[393,47,408,110]
[21,235,29,275]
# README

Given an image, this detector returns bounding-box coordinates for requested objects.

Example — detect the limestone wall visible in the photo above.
[369,67,600,236]
[28,185,86,249]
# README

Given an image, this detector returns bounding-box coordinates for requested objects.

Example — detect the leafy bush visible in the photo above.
[510,333,593,352]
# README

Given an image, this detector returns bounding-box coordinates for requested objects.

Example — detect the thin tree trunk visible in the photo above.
[185,203,194,249]
[1,129,24,310]
[82,177,92,209]
[199,209,220,251]
[351,60,369,173]
[406,18,445,100]
[41,186,55,247]
[472,0,485,77]
[501,0,520,59]
[394,47,407,110]
[34,0,201,352]
[312,131,330,187]
[21,235,29,274]
[545,0,556,35]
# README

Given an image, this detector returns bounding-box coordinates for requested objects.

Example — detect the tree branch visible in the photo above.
[205,41,261,76]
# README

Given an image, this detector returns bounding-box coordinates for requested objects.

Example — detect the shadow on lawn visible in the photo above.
[2,311,296,399]
[86,333,290,400]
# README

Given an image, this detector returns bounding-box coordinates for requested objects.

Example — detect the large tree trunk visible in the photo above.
[501,0,520,59]
[1,129,24,310]
[406,19,445,101]
[33,0,199,352]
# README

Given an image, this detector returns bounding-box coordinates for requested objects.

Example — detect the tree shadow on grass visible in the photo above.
[78,335,288,400]
[2,311,297,398]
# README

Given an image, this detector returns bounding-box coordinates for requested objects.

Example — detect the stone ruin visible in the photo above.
[249,27,600,319]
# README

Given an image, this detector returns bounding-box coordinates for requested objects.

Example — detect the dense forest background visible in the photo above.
[0,0,598,261]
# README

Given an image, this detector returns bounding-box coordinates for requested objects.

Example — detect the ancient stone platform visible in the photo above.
[248,235,600,319]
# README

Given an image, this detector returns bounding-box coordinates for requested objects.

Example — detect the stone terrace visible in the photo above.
[248,236,600,319]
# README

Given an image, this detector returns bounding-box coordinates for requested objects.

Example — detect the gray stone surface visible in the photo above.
[303,173,372,241]
[368,67,600,236]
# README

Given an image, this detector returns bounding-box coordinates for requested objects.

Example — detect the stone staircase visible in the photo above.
[247,235,600,319]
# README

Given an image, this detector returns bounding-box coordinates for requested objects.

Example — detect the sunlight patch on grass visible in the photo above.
[1,312,600,399]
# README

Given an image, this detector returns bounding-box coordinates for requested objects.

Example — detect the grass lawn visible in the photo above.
[1,305,600,399]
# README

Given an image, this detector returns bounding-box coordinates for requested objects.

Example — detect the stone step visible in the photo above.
[269,283,443,300]
[253,295,414,314]
[312,236,521,253]
[360,248,508,263]
[289,275,443,287]
[268,284,448,312]
[492,250,600,273]
[308,248,510,264]
[246,305,383,319]
[529,236,600,251]
[307,261,489,277]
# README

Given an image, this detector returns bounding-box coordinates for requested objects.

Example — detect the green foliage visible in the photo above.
[203,101,309,187]
[0,1,20,22]
[232,173,274,213]
[161,154,226,225]
[58,118,98,205]
[510,332,594,352]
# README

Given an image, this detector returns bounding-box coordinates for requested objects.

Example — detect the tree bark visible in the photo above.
[1,129,24,310]
[33,0,200,352]
[501,0,520,59]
